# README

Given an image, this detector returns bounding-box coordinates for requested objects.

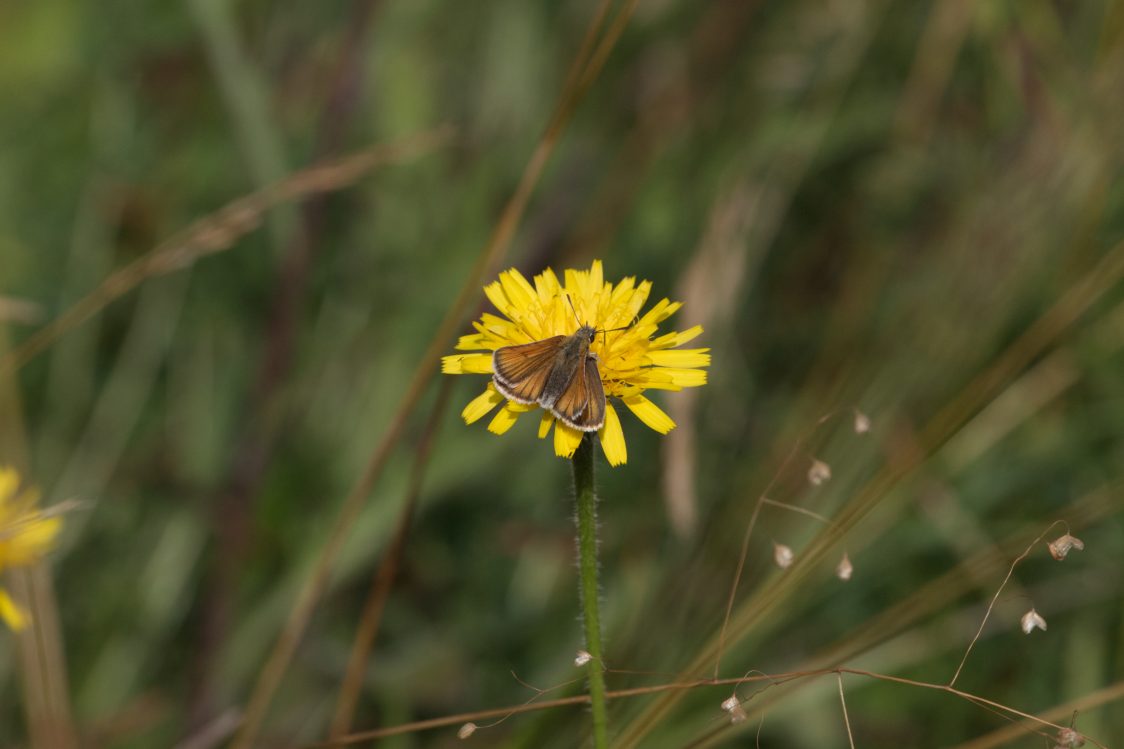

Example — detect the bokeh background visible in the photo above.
[1,1,1123,747]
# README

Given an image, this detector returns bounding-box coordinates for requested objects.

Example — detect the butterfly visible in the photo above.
[491,324,606,432]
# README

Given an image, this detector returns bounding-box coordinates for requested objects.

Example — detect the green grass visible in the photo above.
[1,1,1123,747]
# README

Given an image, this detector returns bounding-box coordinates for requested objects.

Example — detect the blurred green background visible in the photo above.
[1,0,1123,747]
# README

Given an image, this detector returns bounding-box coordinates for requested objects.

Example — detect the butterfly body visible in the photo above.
[492,325,606,432]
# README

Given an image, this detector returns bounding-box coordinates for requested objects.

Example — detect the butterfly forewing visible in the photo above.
[492,337,563,404]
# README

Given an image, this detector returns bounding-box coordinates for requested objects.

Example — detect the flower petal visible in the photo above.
[3,516,62,565]
[0,589,27,631]
[538,411,555,439]
[488,402,531,434]
[534,268,562,303]
[441,353,493,374]
[0,468,18,503]
[599,403,627,466]
[650,325,704,349]
[483,280,513,318]
[622,394,676,434]
[455,333,493,350]
[553,422,583,458]
[499,269,538,315]
[462,387,505,425]
[647,348,711,368]
[639,367,708,388]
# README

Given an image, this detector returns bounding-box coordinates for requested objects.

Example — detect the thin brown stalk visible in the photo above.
[307,667,1105,748]
[328,379,453,736]
[947,521,1065,687]
[950,680,1124,749]
[0,128,453,379]
[621,239,1124,749]
[229,3,635,745]
[189,0,385,724]
[714,410,840,679]
[836,672,855,749]
[760,498,834,525]
[0,324,76,749]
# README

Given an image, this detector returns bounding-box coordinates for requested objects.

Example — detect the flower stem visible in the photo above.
[572,434,609,748]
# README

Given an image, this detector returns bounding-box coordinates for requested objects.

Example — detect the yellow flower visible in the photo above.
[443,260,709,466]
[0,468,63,630]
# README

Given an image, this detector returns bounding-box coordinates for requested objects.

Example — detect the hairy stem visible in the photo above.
[572,434,608,748]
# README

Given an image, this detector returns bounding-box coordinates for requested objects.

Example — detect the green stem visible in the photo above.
[572,434,608,748]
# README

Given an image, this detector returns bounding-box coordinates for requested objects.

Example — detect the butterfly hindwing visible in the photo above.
[573,357,605,431]
[551,355,604,432]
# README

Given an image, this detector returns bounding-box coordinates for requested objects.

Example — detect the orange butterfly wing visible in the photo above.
[551,356,605,432]
[492,337,563,404]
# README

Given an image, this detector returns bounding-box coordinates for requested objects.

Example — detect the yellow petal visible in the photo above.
[462,388,505,425]
[534,267,562,303]
[589,259,604,290]
[441,353,493,374]
[638,367,707,388]
[538,411,555,439]
[499,269,537,314]
[0,468,18,504]
[650,325,704,349]
[455,333,493,350]
[2,516,61,565]
[483,280,512,317]
[659,367,708,387]
[599,403,627,466]
[488,403,524,435]
[553,422,583,458]
[0,589,27,631]
[647,348,711,368]
[622,280,652,321]
[622,394,676,434]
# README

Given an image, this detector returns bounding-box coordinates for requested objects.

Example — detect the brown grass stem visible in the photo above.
[837,673,855,749]
[327,379,453,737]
[0,128,453,379]
[229,3,636,745]
[947,520,1066,687]
[306,667,1111,748]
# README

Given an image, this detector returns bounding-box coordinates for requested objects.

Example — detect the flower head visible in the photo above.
[0,468,63,630]
[442,261,709,465]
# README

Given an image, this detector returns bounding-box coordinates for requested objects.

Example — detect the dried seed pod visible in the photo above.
[458,722,477,739]
[574,650,593,667]
[773,542,795,569]
[1055,727,1085,748]
[729,705,748,724]
[1021,608,1047,634]
[853,410,871,434]
[807,459,832,486]
[720,695,740,713]
[836,552,853,581]
[1048,534,1085,561]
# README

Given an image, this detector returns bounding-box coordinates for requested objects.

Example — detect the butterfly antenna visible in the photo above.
[565,293,583,327]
